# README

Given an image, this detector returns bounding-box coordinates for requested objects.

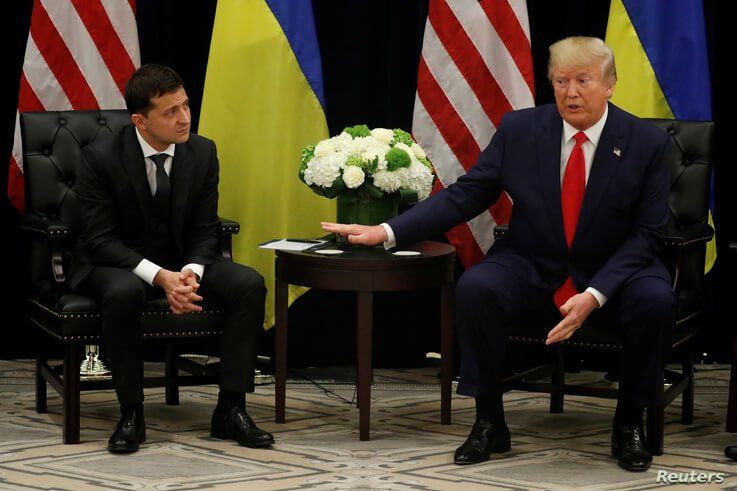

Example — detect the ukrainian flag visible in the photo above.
[199,0,334,327]
[605,0,716,272]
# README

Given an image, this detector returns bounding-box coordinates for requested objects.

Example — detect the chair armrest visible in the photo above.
[218,217,240,261]
[494,225,509,239]
[662,223,714,250]
[21,215,71,295]
[20,215,71,240]
[219,217,240,236]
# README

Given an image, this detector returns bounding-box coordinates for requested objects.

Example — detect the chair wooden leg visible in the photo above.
[550,345,564,414]
[165,344,180,406]
[63,343,81,444]
[275,278,288,423]
[440,283,454,425]
[647,405,664,456]
[356,291,373,441]
[681,350,694,425]
[727,337,737,432]
[36,356,48,414]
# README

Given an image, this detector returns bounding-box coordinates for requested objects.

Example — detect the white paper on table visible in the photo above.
[258,239,328,251]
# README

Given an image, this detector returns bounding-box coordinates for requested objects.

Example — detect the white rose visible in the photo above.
[314,139,336,158]
[362,140,390,164]
[411,142,426,159]
[343,165,366,189]
[394,141,413,155]
[331,132,353,152]
[371,128,394,144]
[347,136,371,156]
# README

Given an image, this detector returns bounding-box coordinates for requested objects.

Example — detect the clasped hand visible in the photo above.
[154,268,203,314]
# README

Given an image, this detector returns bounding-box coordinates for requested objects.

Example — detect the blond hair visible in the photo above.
[548,36,616,83]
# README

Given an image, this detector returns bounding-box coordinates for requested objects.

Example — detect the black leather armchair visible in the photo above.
[440,119,714,455]
[20,109,241,443]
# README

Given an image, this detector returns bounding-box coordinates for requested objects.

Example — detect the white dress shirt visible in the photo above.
[381,105,610,307]
[131,129,204,285]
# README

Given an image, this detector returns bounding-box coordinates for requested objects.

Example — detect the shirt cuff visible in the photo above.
[381,223,396,250]
[585,287,607,308]
[182,263,204,280]
[132,259,162,286]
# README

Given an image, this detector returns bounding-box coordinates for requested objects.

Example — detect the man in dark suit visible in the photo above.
[323,37,674,471]
[73,64,274,453]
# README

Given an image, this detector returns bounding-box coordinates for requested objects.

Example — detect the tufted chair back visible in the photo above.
[646,119,715,316]
[20,110,131,298]
[21,109,131,233]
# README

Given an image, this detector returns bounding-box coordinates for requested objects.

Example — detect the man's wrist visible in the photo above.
[133,258,162,286]
[380,223,396,249]
[584,287,607,308]
[182,263,204,281]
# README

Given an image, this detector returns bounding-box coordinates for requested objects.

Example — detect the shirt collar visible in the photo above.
[135,128,176,158]
[562,103,608,147]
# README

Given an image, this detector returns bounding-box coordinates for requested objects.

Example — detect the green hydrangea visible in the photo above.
[385,147,411,171]
[392,128,414,146]
[345,154,365,168]
[299,143,315,178]
[343,124,371,138]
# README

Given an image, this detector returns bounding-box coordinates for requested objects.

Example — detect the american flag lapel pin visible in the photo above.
[613,147,621,157]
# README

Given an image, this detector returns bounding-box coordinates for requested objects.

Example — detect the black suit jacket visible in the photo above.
[70,124,220,289]
[388,103,671,300]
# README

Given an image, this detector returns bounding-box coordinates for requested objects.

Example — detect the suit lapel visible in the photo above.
[120,126,153,221]
[170,143,193,242]
[538,108,567,251]
[574,104,626,244]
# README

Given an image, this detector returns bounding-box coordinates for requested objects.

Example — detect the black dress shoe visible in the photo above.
[725,445,737,461]
[453,419,511,465]
[108,408,146,453]
[611,425,652,471]
[211,406,274,448]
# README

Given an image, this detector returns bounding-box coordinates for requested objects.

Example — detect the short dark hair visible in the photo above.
[124,64,184,116]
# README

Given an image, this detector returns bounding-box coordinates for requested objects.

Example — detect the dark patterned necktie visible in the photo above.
[149,153,170,210]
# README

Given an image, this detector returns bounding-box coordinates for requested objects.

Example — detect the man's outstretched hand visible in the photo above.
[321,222,388,246]
[545,291,599,345]
[153,268,203,314]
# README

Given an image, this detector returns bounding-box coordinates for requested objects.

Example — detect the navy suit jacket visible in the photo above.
[388,103,672,300]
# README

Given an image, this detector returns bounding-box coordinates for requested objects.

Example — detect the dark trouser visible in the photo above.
[455,260,676,407]
[77,260,266,405]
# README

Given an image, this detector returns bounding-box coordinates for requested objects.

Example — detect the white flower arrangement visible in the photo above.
[299,125,435,203]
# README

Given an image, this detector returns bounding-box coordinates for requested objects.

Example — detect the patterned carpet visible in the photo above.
[1,359,736,490]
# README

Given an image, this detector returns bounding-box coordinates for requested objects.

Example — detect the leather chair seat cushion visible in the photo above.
[30,294,225,342]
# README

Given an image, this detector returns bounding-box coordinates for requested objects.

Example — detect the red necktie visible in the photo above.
[554,131,587,309]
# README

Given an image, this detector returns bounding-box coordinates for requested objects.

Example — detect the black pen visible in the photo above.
[285,238,323,243]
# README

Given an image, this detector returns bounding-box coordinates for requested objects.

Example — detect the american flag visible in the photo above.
[7,0,140,214]
[413,0,535,267]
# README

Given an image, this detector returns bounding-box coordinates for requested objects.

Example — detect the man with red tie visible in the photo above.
[322,36,674,471]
